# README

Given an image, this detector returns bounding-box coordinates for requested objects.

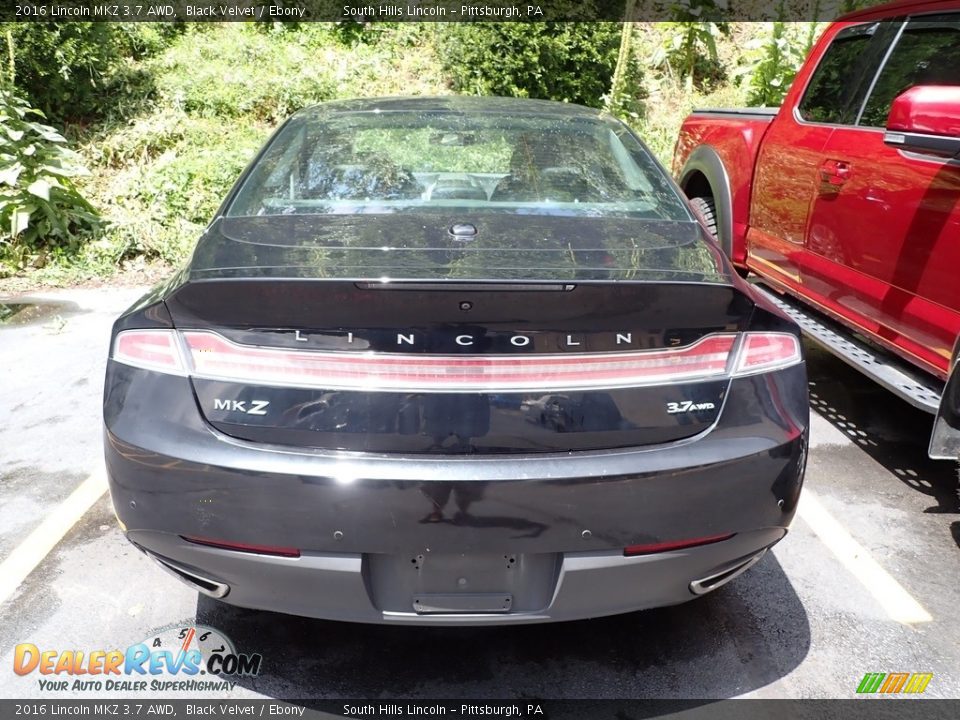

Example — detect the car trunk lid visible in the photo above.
[164,214,753,453]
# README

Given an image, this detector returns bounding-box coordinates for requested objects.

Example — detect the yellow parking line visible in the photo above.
[797,489,932,625]
[0,469,107,605]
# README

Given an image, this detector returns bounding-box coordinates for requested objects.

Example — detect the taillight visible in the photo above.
[110,329,801,390]
[732,332,802,376]
[181,331,737,392]
[112,330,185,375]
[624,533,734,557]
[181,535,300,558]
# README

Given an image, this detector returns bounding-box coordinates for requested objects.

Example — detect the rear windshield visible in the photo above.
[227,110,690,221]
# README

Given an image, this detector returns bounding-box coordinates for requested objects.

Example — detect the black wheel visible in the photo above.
[689,195,719,238]
[689,195,742,274]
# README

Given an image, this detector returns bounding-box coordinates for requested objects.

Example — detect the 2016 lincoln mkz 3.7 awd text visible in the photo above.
[103,96,809,625]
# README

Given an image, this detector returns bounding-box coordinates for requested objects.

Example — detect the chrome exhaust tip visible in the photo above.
[141,550,230,599]
[689,549,767,596]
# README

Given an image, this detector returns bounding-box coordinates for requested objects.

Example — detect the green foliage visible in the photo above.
[0,89,100,274]
[82,112,267,265]
[151,25,337,122]
[742,22,812,106]
[3,23,175,124]
[605,23,648,121]
[328,20,401,45]
[648,3,730,92]
[26,22,448,284]
[437,23,621,108]
[140,123,264,227]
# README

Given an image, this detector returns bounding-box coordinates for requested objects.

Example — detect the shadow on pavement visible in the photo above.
[804,342,960,528]
[196,551,809,700]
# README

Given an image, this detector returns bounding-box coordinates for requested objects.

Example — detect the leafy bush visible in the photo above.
[0,89,99,274]
[80,114,267,266]
[139,123,265,226]
[605,24,648,121]
[152,25,337,122]
[4,23,171,123]
[437,23,621,108]
[649,20,730,92]
[741,21,819,107]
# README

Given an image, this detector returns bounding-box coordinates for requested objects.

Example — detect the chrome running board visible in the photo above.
[751,283,943,414]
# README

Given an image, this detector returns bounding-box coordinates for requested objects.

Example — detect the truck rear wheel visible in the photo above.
[689,195,748,277]
[690,196,719,239]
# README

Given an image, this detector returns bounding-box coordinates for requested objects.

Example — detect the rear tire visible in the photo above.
[689,195,748,276]
[689,196,719,239]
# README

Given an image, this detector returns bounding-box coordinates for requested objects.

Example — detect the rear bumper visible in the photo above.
[132,528,782,625]
[105,362,808,624]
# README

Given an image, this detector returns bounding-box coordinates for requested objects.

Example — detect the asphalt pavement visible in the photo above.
[0,287,958,701]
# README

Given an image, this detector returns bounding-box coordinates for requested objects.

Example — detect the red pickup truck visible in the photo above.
[672,0,960,460]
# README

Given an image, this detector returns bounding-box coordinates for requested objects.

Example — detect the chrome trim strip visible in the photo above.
[145,553,230,599]
[689,549,767,596]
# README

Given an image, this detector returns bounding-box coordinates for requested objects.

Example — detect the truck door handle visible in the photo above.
[819,159,851,187]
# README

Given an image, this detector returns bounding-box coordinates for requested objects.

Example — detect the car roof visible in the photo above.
[839,0,959,20]
[292,95,605,121]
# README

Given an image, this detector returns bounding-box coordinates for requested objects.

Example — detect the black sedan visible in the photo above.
[103,96,808,624]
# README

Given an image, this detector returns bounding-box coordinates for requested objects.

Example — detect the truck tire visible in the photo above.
[690,196,719,239]
[689,195,748,276]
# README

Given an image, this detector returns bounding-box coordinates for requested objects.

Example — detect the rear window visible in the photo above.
[227,110,689,221]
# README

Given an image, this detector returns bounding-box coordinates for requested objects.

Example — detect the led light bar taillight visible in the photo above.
[111,329,801,391]
[180,331,737,392]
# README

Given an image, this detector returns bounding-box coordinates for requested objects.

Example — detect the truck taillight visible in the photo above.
[112,330,186,375]
[733,333,802,376]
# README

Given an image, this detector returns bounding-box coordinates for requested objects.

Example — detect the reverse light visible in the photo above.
[624,533,735,557]
[112,329,185,374]
[181,535,300,558]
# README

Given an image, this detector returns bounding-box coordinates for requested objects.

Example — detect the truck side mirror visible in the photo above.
[884,86,960,160]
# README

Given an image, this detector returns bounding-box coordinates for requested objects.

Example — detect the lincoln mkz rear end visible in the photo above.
[103,97,808,625]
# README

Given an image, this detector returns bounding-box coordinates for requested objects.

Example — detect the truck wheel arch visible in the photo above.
[678,146,734,260]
